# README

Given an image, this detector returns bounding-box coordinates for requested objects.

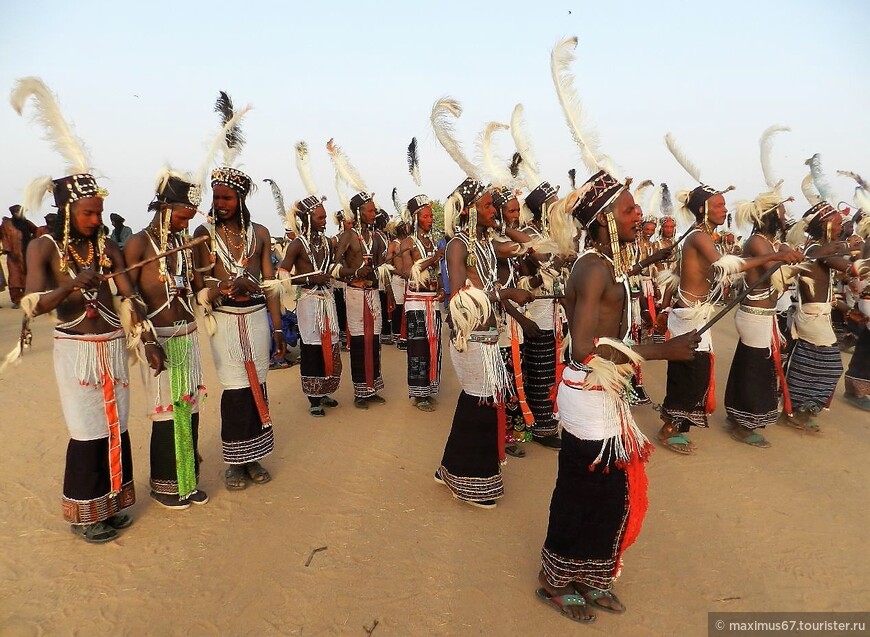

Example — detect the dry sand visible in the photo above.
[0,289,867,637]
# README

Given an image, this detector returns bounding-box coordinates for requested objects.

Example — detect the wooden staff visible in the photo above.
[103,235,209,280]
[695,262,784,336]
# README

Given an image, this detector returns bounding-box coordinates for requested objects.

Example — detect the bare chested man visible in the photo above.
[334,194,390,408]
[386,212,410,350]
[398,196,444,410]
[435,179,535,509]
[279,197,341,416]
[12,77,163,542]
[537,172,699,623]
[27,186,165,541]
[782,202,861,431]
[724,192,801,447]
[125,172,209,507]
[658,186,800,453]
[193,170,285,490]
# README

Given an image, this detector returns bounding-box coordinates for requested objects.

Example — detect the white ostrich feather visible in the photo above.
[510,104,542,188]
[430,97,481,180]
[549,36,603,174]
[326,138,368,193]
[477,121,512,187]
[759,125,790,190]
[295,141,319,196]
[11,77,90,175]
[665,133,701,183]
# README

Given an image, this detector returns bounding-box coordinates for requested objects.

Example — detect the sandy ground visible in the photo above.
[0,288,868,637]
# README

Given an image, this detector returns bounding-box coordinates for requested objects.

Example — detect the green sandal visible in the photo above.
[578,587,625,614]
[729,427,771,448]
[535,588,595,623]
[657,430,694,454]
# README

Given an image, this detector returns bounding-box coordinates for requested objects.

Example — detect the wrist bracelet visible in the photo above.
[143,341,157,347]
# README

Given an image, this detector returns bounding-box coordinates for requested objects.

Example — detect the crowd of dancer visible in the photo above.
[4,36,869,625]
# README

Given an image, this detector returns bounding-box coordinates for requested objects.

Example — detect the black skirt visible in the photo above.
[150,414,201,494]
[724,343,779,429]
[63,431,136,524]
[221,385,274,464]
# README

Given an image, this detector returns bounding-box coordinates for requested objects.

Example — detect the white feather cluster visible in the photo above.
[448,282,492,352]
[665,133,701,183]
[477,121,513,187]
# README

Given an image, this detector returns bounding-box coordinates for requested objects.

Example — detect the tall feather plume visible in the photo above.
[262,178,286,217]
[805,153,833,202]
[801,173,820,206]
[759,125,790,189]
[661,183,674,217]
[430,97,481,180]
[11,77,90,175]
[407,137,421,187]
[326,138,368,193]
[391,187,403,215]
[477,121,512,186]
[510,104,542,187]
[854,187,870,214]
[633,179,654,211]
[664,133,701,183]
[197,104,252,187]
[838,170,869,192]
[549,36,603,174]
[509,152,523,179]
[214,91,246,167]
[647,183,663,219]
[568,168,577,189]
[295,141,318,196]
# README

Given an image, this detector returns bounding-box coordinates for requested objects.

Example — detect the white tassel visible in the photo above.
[409,259,431,287]
[448,283,491,351]
[656,269,680,295]
[22,176,54,217]
[195,288,217,336]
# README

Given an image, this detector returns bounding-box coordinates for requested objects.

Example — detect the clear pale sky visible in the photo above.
[2,0,868,236]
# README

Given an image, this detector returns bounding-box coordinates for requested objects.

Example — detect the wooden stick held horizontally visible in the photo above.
[103,235,210,281]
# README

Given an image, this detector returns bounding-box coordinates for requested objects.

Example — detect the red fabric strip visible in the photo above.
[705,352,716,414]
[321,315,333,377]
[497,405,506,463]
[363,293,375,389]
[510,319,535,426]
[771,317,792,415]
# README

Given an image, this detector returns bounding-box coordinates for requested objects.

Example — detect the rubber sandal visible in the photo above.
[105,513,133,529]
[844,394,870,412]
[414,398,435,412]
[70,522,118,544]
[777,412,820,433]
[657,427,694,454]
[533,434,562,450]
[309,406,326,417]
[505,444,526,458]
[534,588,595,624]
[354,397,369,410]
[366,394,386,405]
[454,494,496,509]
[224,465,248,491]
[728,427,771,448]
[320,396,339,408]
[245,461,271,485]
[578,587,626,615]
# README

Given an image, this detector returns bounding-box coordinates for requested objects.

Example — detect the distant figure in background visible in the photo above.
[1,204,38,308]
[109,212,132,247]
[36,212,58,237]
